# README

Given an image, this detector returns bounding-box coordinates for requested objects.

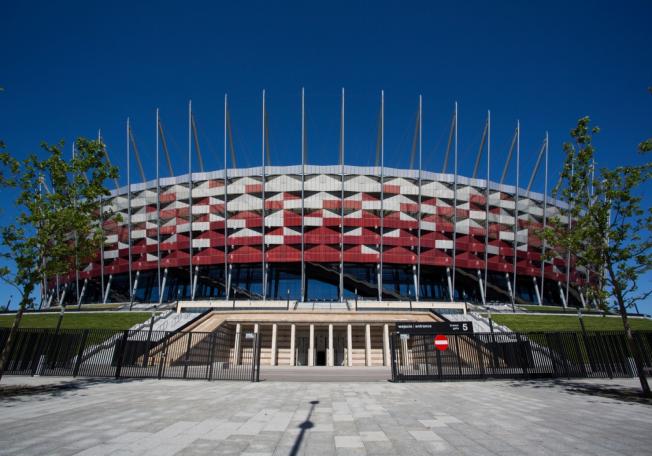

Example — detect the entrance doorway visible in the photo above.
[315,331,327,366]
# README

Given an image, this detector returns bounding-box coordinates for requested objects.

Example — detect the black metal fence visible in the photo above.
[0,326,261,382]
[390,330,652,382]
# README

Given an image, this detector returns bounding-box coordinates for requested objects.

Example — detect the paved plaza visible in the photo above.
[1,373,651,455]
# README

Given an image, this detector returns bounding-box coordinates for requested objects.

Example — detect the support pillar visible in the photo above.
[271,323,277,366]
[158,268,168,304]
[365,324,371,367]
[78,278,88,307]
[383,323,390,367]
[505,272,514,302]
[533,276,542,306]
[446,267,453,301]
[347,324,352,367]
[103,275,112,305]
[290,323,296,366]
[234,323,242,365]
[558,282,567,308]
[328,324,334,367]
[308,324,314,367]
[477,270,485,306]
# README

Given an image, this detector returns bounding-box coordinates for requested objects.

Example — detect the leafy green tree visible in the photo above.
[0,138,117,381]
[544,116,651,396]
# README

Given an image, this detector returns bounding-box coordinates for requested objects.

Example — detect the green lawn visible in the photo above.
[0,312,151,331]
[491,314,652,333]
[517,305,608,315]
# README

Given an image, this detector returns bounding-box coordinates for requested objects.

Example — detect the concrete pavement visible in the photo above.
[1,375,651,455]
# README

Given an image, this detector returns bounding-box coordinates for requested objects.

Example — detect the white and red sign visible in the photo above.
[434,334,449,351]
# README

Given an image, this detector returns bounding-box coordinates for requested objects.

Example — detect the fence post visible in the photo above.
[599,333,614,379]
[114,330,129,379]
[73,330,89,377]
[183,333,193,379]
[555,333,570,379]
[545,333,558,377]
[256,333,261,382]
[158,333,170,380]
[30,331,48,377]
[421,335,430,377]
[435,346,443,381]
[474,335,485,379]
[571,332,586,378]
[453,335,463,379]
[490,331,498,376]
[515,333,528,378]
[207,332,216,381]
[389,333,398,382]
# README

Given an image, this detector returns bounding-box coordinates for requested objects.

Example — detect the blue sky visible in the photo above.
[1,0,651,311]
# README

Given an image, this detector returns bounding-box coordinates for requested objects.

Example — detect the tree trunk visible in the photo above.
[608,265,651,397]
[0,295,28,382]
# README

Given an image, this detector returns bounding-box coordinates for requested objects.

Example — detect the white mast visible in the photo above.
[98,129,105,304]
[451,102,458,302]
[483,111,491,305]
[378,90,385,302]
[127,118,133,309]
[540,132,549,305]
[261,90,267,300]
[512,120,520,311]
[301,88,305,302]
[416,95,422,301]
[224,94,230,301]
[339,88,345,302]
[155,109,161,302]
[188,101,194,301]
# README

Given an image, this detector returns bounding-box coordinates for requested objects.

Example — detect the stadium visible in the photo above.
[50,163,584,310]
[39,96,593,368]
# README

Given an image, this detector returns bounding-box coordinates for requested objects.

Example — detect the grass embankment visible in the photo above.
[491,314,652,333]
[517,305,608,315]
[0,312,151,331]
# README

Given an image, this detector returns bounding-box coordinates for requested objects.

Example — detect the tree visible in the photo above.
[0,138,118,381]
[543,116,651,396]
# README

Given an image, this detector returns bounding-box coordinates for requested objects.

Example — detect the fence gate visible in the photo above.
[0,326,262,382]
[390,328,652,382]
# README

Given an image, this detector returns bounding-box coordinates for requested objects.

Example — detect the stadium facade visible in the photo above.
[47,94,588,313]
[49,166,584,309]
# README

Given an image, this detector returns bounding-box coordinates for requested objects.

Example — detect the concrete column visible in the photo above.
[290,323,296,366]
[347,324,353,367]
[400,336,409,366]
[365,323,371,367]
[234,323,242,365]
[328,324,334,367]
[383,323,390,367]
[271,323,277,366]
[308,323,314,366]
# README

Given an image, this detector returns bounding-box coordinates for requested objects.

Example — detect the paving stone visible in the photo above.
[334,435,364,448]
[1,376,651,456]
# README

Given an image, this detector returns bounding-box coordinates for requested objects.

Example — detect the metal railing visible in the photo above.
[390,330,652,382]
[0,326,261,382]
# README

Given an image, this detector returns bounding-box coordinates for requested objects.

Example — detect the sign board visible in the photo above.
[245,332,255,340]
[434,335,449,351]
[395,321,473,335]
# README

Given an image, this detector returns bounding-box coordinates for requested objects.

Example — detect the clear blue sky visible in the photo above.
[1,0,651,311]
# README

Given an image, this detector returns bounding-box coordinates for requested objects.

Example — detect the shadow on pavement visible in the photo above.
[290,400,318,456]
[506,379,652,405]
[0,377,144,401]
